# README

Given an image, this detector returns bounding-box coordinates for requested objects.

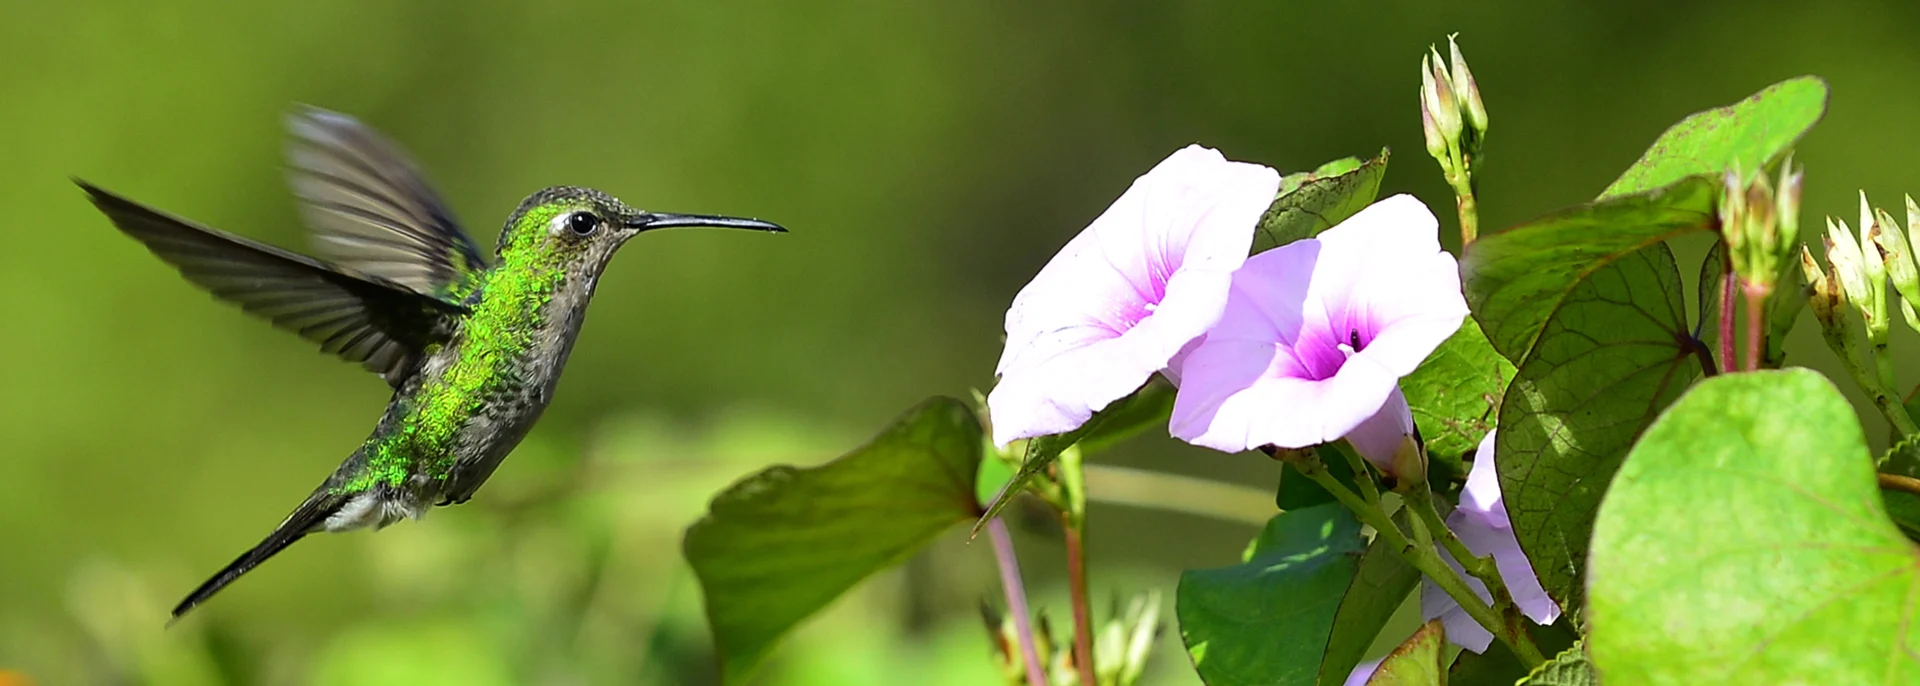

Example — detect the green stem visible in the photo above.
[1297,455,1546,668]
[1450,172,1479,246]
[1824,320,1919,436]
[1331,443,1382,507]
[1406,486,1493,583]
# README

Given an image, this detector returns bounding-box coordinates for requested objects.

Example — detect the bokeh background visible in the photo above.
[6,1,1920,684]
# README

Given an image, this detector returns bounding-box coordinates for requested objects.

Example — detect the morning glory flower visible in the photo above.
[1167,194,1466,467]
[988,145,1281,447]
[1421,431,1561,653]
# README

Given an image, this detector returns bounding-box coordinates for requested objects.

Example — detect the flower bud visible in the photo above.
[1389,435,1427,493]
[1421,98,1448,163]
[1804,245,1840,327]
[1424,48,1463,146]
[1826,217,1871,310]
[1720,169,1750,277]
[1776,160,1802,250]
[1907,195,1920,259]
[1448,35,1487,139]
[1874,204,1920,332]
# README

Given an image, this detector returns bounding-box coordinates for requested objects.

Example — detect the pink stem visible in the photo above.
[988,518,1050,686]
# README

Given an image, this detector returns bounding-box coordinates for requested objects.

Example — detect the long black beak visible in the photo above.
[625,212,786,233]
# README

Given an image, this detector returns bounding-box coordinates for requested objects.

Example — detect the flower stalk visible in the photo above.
[1421,36,1487,245]
[987,518,1050,686]
[1292,450,1546,667]
[1056,447,1098,686]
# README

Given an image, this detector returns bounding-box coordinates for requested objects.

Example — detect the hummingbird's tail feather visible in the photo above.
[169,493,345,623]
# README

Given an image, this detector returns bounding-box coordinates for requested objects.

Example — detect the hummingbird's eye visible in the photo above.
[566,212,602,236]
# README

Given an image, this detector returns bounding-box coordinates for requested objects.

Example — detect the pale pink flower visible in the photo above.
[1421,430,1562,652]
[1168,194,1465,468]
[989,145,1280,446]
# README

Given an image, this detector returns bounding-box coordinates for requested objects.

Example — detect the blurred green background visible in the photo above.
[6,1,1920,684]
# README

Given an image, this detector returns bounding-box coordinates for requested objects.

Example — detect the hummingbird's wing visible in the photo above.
[285,106,488,300]
[80,182,469,386]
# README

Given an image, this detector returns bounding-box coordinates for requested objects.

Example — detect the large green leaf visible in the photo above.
[1363,619,1445,686]
[1400,318,1515,476]
[1587,369,1920,683]
[1252,149,1390,254]
[1599,76,1829,199]
[1496,245,1706,616]
[974,378,1174,534]
[1462,177,1715,364]
[1317,514,1421,686]
[1178,503,1366,685]
[684,397,984,683]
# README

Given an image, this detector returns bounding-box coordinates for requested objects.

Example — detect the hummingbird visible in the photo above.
[79,106,785,621]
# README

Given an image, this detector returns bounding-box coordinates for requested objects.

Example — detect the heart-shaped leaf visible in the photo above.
[1463,177,1715,364]
[1496,244,1706,616]
[1587,369,1920,683]
[1600,76,1828,199]
[684,397,984,683]
[1252,149,1390,254]
[1178,503,1366,685]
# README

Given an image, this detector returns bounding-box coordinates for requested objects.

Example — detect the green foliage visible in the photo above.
[1362,620,1446,686]
[1274,446,1361,511]
[1400,318,1514,475]
[1588,370,1920,683]
[1252,149,1391,253]
[1448,621,1580,685]
[975,379,1175,533]
[1519,642,1596,686]
[684,397,985,683]
[1695,240,1728,359]
[1599,76,1829,199]
[1462,177,1716,364]
[1495,245,1703,616]
[1317,515,1421,686]
[1177,504,1366,686]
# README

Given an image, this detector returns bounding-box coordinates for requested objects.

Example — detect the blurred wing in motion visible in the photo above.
[81,181,469,386]
[286,106,488,299]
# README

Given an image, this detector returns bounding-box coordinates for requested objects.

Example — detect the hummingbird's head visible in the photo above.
[496,185,784,271]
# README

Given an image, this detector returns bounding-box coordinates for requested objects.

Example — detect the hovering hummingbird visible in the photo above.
[79,106,785,621]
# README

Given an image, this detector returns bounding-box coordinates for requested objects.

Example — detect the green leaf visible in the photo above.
[1600,76,1829,199]
[1318,514,1421,686]
[1496,245,1706,617]
[1275,446,1361,511]
[684,397,984,683]
[1401,318,1515,476]
[1363,619,1446,686]
[1587,369,1920,683]
[1875,437,1920,543]
[1253,149,1390,253]
[1178,503,1366,686]
[1520,641,1597,686]
[1694,239,1727,365]
[1449,620,1580,685]
[974,378,1174,534]
[1463,176,1716,364]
